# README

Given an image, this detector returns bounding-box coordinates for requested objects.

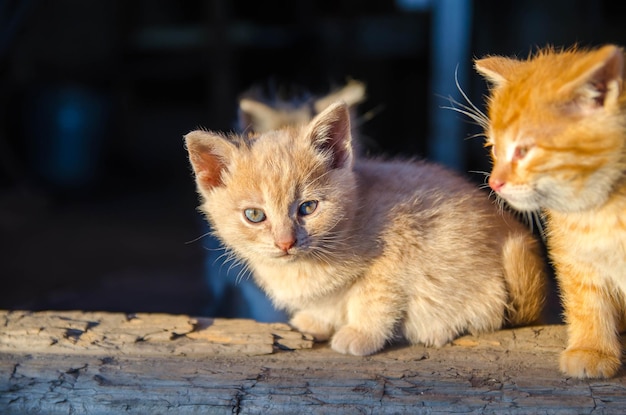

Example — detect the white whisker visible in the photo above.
[440,103,488,129]
[214,249,233,268]
[439,68,490,134]
[453,66,489,121]
[465,132,487,140]
[234,261,253,285]
[209,244,254,285]
[185,231,213,244]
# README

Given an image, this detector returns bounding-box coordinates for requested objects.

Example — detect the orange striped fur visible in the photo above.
[475,45,626,378]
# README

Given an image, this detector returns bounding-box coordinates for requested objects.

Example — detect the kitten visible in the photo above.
[475,44,626,378]
[238,79,366,135]
[201,80,367,322]
[185,101,546,355]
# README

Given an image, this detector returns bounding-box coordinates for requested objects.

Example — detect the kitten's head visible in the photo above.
[185,101,356,265]
[237,79,366,134]
[475,45,626,212]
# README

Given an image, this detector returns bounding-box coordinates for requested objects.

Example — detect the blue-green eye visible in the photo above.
[298,200,318,216]
[244,208,266,223]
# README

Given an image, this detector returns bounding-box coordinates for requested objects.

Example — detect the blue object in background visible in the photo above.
[428,0,473,172]
[24,84,110,189]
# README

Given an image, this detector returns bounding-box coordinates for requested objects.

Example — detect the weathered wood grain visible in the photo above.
[0,310,313,357]
[1,310,625,414]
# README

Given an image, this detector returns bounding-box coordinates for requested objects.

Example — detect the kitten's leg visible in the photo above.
[558,267,622,378]
[290,311,334,342]
[330,278,402,356]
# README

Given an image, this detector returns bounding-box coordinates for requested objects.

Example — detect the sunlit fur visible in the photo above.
[476,44,626,378]
[186,102,547,356]
[201,80,368,318]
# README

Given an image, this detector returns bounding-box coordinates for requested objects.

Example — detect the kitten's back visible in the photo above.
[354,158,546,327]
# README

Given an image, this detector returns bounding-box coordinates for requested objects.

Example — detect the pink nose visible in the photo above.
[488,176,505,192]
[275,238,296,252]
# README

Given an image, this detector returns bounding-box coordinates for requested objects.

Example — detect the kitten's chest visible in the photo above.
[547,200,626,280]
[252,260,359,309]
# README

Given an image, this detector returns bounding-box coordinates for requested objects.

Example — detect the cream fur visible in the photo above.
[186,102,547,356]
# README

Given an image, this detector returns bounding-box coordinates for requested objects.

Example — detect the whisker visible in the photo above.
[309,249,333,267]
[438,67,490,134]
[531,210,547,242]
[468,170,490,177]
[464,132,487,140]
[439,102,488,129]
[185,231,213,244]
[215,247,253,285]
[234,261,253,285]
[468,170,492,190]
[227,254,245,275]
[453,66,489,122]
[214,249,234,268]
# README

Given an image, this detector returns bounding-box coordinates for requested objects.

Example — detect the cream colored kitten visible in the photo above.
[203,80,367,322]
[185,101,546,355]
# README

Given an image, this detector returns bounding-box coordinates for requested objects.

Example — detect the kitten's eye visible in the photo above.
[298,200,318,216]
[244,208,266,223]
[513,145,531,161]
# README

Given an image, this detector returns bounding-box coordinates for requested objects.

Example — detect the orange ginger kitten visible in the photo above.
[475,44,626,378]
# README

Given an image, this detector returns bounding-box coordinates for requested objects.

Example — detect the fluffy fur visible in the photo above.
[475,44,626,378]
[185,102,546,356]
[201,80,367,321]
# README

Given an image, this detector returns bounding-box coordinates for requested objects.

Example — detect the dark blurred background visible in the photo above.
[1,0,624,317]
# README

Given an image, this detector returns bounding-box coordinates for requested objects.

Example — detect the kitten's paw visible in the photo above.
[331,326,385,356]
[560,348,622,379]
[290,312,332,342]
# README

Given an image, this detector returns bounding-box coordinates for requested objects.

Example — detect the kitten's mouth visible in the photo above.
[273,248,308,261]
[273,251,295,259]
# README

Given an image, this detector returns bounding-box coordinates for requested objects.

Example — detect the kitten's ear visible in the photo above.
[306,101,353,169]
[560,45,624,113]
[238,99,280,133]
[185,130,236,192]
[313,80,366,113]
[474,56,521,86]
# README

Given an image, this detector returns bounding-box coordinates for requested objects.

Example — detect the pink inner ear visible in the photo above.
[326,116,351,169]
[311,104,352,169]
[562,46,624,114]
[189,149,226,190]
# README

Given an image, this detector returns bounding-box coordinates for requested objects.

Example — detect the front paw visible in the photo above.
[560,348,622,379]
[331,326,385,356]
[290,312,333,342]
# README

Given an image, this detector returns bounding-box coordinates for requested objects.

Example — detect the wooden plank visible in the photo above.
[0,310,313,357]
[0,310,625,414]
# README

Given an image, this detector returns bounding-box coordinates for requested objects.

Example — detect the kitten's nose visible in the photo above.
[275,237,296,252]
[488,176,505,193]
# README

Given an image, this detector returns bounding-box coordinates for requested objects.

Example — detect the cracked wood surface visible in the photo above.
[1,310,625,414]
